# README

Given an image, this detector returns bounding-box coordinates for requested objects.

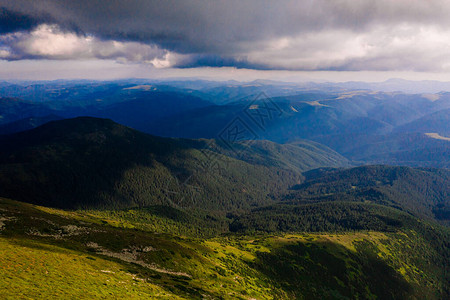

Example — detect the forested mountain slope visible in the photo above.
[0,117,348,212]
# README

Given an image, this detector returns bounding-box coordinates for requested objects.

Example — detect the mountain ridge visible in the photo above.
[0,117,349,211]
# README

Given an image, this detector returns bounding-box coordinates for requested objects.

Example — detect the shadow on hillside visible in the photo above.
[0,117,196,209]
[249,240,414,299]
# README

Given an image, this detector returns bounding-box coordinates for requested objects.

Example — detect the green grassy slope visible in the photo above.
[1,197,448,299]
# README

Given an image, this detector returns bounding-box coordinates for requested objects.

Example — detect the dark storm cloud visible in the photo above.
[0,8,41,34]
[1,0,450,71]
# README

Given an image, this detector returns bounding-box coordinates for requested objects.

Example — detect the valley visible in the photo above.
[0,80,448,299]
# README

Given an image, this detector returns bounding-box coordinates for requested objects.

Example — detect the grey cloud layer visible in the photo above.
[1,0,450,71]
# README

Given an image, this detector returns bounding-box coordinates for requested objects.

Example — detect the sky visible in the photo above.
[1,0,450,82]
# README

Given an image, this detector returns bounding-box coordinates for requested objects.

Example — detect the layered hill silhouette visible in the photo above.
[1,81,449,168]
[142,91,450,167]
[0,114,63,135]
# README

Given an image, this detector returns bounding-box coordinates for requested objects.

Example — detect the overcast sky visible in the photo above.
[1,0,450,81]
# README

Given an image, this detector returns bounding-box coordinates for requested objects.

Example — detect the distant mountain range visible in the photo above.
[0,79,449,169]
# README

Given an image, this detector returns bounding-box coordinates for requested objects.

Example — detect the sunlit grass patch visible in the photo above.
[0,237,180,299]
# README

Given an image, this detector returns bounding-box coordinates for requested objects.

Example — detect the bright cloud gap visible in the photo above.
[0,24,186,68]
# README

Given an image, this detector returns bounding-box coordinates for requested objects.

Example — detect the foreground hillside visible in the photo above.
[1,198,448,299]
